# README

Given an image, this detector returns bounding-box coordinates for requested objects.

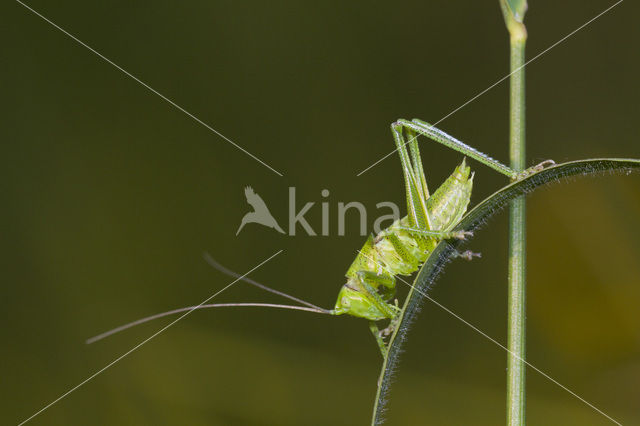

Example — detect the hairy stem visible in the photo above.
[502,1,528,423]
[370,158,640,425]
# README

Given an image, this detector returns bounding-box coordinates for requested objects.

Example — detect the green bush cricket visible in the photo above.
[88,119,553,355]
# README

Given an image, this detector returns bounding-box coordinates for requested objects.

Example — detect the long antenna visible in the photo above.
[202,252,330,313]
[86,254,334,343]
[86,302,330,344]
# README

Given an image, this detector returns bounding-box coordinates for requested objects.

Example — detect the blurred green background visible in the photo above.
[3,0,640,424]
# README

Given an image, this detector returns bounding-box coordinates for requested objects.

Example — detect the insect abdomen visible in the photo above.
[424,159,474,231]
[347,160,473,280]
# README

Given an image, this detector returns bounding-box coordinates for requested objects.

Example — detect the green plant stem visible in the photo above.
[506,18,528,426]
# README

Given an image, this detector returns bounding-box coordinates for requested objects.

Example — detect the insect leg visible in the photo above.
[452,250,482,261]
[357,270,396,300]
[369,321,388,356]
[391,123,430,229]
[399,125,441,231]
[358,277,401,319]
[405,126,436,231]
[405,127,430,201]
[355,272,401,356]
[397,226,473,240]
[397,119,518,179]
[385,233,421,265]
